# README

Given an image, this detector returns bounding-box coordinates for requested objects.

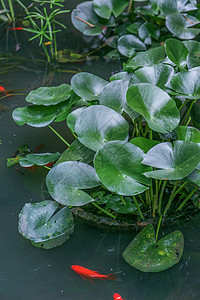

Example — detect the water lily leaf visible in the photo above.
[122,224,184,272]
[142,141,200,180]
[67,107,86,132]
[110,72,132,82]
[55,91,81,122]
[93,0,129,19]
[183,40,200,69]
[166,67,200,99]
[177,126,200,143]
[75,105,129,151]
[18,200,74,249]
[106,197,138,214]
[129,64,175,89]
[138,23,160,45]
[187,169,200,186]
[191,100,200,130]
[166,13,200,40]
[127,83,180,133]
[164,39,188,67]
[124,46,166,71]
[94,141,151,196]
[127,23,141,34]
[26,84,72,106]
[130,137,159,153]
[19,152,61,167]
[46,161,100,206]
[55,140,95,165]
[71,72,108,101]
[162,0,197,15]
[12,102,69,127]
[117,34,146,58]
[71,1,115,36]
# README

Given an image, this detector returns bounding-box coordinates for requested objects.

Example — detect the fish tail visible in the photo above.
[107,271,122,281]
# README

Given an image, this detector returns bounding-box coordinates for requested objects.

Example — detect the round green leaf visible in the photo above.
[142,141,200,180]
[18,200,74,249]
[71,72,108,100]
[12,102,69,127]
[110,72,132,82]
[138,23,160,45]
[75,105,129,151]
[122,224,184,272]
[46,161,100,206]
[162,0,197,15]
[166,67,200,99]
[130,137,159,153]
[19,152,61,167]
[94,141,151,196]
[166,13,200,40]
[26,84,72,106]
[106,197,138,214]
[93,0,129,19]
[164,39,188,67]
[129,64,175,89]
[118,34,146,58]
[67,107,86,132]
[124,46,166,71]
[187,169,200,187]
[177,126,200,143]
[71,1,115,36]
[183,41,200,69]
[127,83,180,133]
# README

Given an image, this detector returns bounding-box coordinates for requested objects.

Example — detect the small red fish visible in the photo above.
[113,293,124,300]
[71,265,117,283]
[9,27,23,31]
[0,85,9,96]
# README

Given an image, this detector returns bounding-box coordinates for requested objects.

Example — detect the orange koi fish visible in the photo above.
[71,265,117,282]
[0,85,9,96]
[113,293,125,300]
[9,27,23,31]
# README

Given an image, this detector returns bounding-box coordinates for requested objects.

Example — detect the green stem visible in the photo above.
[91,202,116,219]
[149,129,153,140]
[155,214,163,242]
[139,116,143,136]
[183,100,196,126]
[143,123,149,138]
[178,99,190,111]
[153,179,159,217]
[48,125,70,147]
[70,128,77,139]
[43,165,51,170]
[120,195,126,206]
[133,196,144,219]
[1,0,11,20]
[176,187,198,211]
[150,179,154,207]
[158,180,167,215]
[8,0,15,22]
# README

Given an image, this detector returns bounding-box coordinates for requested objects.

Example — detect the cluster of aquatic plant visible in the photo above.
[71,0,200,59]
[11,37,200,272]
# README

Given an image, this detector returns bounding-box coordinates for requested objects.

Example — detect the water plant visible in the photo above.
[0,0,15,23]
[11,37,200,272]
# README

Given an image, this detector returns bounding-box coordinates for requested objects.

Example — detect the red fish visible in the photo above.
[9,27,23,31]
[113,293,125,300]
[71,265,117,283]
[0,85,9,97]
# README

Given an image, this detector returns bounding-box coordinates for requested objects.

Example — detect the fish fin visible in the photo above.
[107,271,122,281]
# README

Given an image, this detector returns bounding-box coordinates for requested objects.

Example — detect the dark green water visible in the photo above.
[1,1,200,299]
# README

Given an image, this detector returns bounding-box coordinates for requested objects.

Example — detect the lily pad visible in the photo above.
[177,126,200,143]
[19,152,61,167]
[75,105,129,151]
[18,200,74,249]
[94,141,151,196]
[106,197,138,214]
[164,39,188,68]
[130,137,159,153]
[138,23,160,45]
[26,84,72,106]
[71,72,108,101]
[46,161,100,206]
[183,40,200,69]
[129,64,175,89]
[122,224,184,272]
[142,140,200,180]
[162,0,197,15]
[67,107,86,132]
[110,72,132,82]
[187,169,200,186]
[126,83,180,133]
[117,34,146,58]
[93,0,129,19]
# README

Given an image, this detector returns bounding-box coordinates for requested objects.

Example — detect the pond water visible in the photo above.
[1,1,200,299]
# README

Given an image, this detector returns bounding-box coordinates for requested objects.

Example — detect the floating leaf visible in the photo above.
[177,126,200,143]
[19,152,61,167]
[138,23,160,45]
[93,0,129,19]
[26,84,72,106]
[67,107,86,132]
[142,141,200,180]
[124,46,166,71]
[71,1,115,36]
[166,67,200,99]
[71,72,108,100]
[129,64,175,89]
[122,224,184,272]
[55,140,95,165]
[110,72,132,82]
[46,161,100,206]
[106,197,138,214]
[164,39,188,67]
[18,200,74,249]
[187,169,200,186]
[130,137,159,153]
[7,144,30,167]
[127,83,180,133]
[118,34,146,58]
[162,0,197,15]
[94,141,151,196]
[75,105,129,151]
[183,40,200,69]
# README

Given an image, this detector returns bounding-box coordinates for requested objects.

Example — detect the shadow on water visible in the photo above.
[0,1,200,299]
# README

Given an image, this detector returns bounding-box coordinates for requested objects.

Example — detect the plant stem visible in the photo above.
[1,0,11,20]
[176,187,198,211]
[48,125,70,147]
[8,0,15,22]
[158,180,167,215]
[70,128,77,139]
[149,129,153,140]
[153,179,159,217]
[183,100,196,126]
[133,196,144,219]
[178,98,190,111]
[143,123,149,138]
[120,195,126,206]
[43,165,51,170]
[155,214,163,242]
[91,202,116,219]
